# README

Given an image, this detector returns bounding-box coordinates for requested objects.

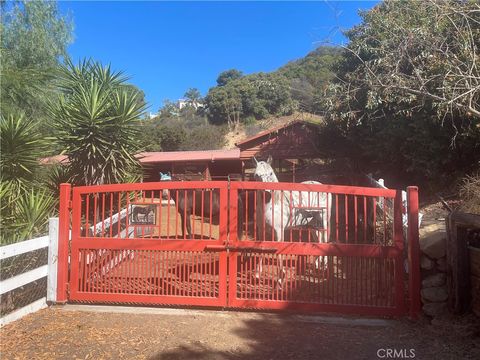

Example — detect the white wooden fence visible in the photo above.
[0,203,135,327]
[0,218,58,327]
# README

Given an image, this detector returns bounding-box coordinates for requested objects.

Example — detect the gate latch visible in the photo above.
[204,245,277,253]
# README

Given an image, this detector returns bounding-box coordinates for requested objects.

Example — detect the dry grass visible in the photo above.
[459,173,480,214]
[223,112,323,149]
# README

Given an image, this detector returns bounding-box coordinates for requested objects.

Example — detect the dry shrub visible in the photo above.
[459,173,480,214]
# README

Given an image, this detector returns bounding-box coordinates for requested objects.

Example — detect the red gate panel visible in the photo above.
[228,181,406,316]
[68,181,229,307]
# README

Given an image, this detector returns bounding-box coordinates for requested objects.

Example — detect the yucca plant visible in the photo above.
[50,59,146,186]
[14,189,56,242]
[0,113,55,244]
[0,113,48,187]
[44,163,71,199]
[0,181,17,244]
[0,187,55,245]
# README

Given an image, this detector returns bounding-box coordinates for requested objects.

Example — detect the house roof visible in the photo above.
[39,154,69,165]
[40,149,241,165]
[235,120,321,148]
[137,149,240,163]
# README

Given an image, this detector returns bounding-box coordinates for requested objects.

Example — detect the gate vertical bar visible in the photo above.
[228,185,239,306]
[218,184,229,306]
[394,190,406,315]
[69,188,82,299]
[57,183,71,303]
[407,186,421,319]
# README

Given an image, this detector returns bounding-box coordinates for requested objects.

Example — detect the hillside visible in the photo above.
[204,46,342,126]
[277,46,342,88]
[274,46,342,113]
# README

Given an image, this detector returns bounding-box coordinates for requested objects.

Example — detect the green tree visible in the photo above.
[278,46,342,113]
[0,1,73,243]
[141,119,187,152]
[216,69,243,86]
[205,85,242,128]
[124,84,147,108]
[0,1,73,119]
[181,124,227,150]
[323,0,480,188]
[158,99,179,118]
[206,72,296,125]
[184,88,202,104]
[50,59,146,186]
[1,1,73,69]
[327,0,479,122]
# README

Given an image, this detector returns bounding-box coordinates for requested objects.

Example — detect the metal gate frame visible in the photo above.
[64,182,230,307]
[227,182,414,316]
[56,181,421,317]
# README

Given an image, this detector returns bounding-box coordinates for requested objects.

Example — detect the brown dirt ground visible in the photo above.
[1,307,479,360]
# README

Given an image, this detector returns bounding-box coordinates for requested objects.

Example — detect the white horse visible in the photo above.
[253,156,332,287]
[253,156,331,241]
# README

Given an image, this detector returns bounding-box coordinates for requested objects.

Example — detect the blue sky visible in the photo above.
[59,1,378,113]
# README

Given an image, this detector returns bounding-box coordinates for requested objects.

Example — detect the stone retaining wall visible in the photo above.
[420,222,448,318]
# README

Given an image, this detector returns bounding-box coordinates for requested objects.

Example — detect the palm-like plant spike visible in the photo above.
[50,59,146,186]
[14,189,56,242]
[0,183,55,245]
[0,113,48,186]
[45,164,72,198]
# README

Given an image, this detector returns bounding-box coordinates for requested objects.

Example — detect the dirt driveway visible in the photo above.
[1,305,479,360]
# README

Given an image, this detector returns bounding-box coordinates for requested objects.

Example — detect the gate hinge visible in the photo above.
[68,200,72,209]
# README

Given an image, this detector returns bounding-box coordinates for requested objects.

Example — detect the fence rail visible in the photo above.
[0,229,53,327]
[0,236,49,260]
[1,202,132,326]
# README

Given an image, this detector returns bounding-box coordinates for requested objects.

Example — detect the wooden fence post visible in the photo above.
[57,183,71,303]
[407,186,421,319]
[47,217,59,303]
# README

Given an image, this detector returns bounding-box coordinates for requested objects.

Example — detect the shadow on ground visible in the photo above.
[149,312,480,360]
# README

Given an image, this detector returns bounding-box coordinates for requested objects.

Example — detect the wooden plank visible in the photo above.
[0,298,47,327]
[470,246,480,277]
[0,236,49,260]
[0,265,48,295]
[90,205,132,235]
[450,212,480,228]
[47,218,59,302]
[471,274,480,317]
[57,183,71,303]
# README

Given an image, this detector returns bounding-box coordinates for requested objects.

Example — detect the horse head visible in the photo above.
[159,172,173,199]
[159,172,172,181]
[253,155,278,182]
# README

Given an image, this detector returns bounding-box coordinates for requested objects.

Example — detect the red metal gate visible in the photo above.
[57,181,420,317]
